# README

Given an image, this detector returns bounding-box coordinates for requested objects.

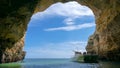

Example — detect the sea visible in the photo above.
[0,58,120,68]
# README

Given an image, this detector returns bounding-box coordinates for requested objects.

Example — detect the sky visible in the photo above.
[24,1,95,58]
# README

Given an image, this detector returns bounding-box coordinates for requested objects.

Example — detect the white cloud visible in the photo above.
[25,41,87,58]
[44,23,95,31]
[29,1,95,29]
[63,18,75,25]
[31,1,94,19]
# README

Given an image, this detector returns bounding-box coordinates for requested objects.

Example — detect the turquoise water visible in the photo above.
[0,58,120,68]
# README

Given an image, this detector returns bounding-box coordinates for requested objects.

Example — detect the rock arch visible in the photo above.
[0,0,120,63]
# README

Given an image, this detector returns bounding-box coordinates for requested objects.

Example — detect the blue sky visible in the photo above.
[24,1,95,58]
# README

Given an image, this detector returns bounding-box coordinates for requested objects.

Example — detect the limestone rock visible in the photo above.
[84,0,120,61]
[0,0,72,63]
[0,0,39,63]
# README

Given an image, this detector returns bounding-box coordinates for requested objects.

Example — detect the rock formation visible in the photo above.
[0,0,39,63]
[0,0,74,63]
[84,0,120,61]
[0,0,120,63]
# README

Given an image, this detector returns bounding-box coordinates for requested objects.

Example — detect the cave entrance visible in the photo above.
[25,1,95,58]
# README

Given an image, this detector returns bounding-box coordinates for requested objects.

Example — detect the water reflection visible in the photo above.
[0,61,120,68]
[0,63,21,68]
[99,61,120,68]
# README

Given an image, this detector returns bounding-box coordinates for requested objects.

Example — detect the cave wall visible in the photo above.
[84,0,120,61]
[0,0,75,63]
[0,0,40,63]
[0,0,120,63]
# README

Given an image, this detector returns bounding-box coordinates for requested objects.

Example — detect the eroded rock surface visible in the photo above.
[0,0,74,63]
[0,0,39,63]
[0,0,120,63]
[84,0,120,61]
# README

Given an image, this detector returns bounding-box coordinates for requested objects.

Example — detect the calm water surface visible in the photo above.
[0,58,120,68]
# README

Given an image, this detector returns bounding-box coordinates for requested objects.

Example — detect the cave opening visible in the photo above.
[24,1,95,59]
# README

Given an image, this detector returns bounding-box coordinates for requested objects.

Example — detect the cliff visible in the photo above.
[85,0,120,61]
[0,0,120,63]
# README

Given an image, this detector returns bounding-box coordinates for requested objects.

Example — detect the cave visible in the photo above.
[0,0,120,63]
[25,1,95,58]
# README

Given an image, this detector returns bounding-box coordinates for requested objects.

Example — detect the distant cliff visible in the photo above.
[0,0,120,63]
